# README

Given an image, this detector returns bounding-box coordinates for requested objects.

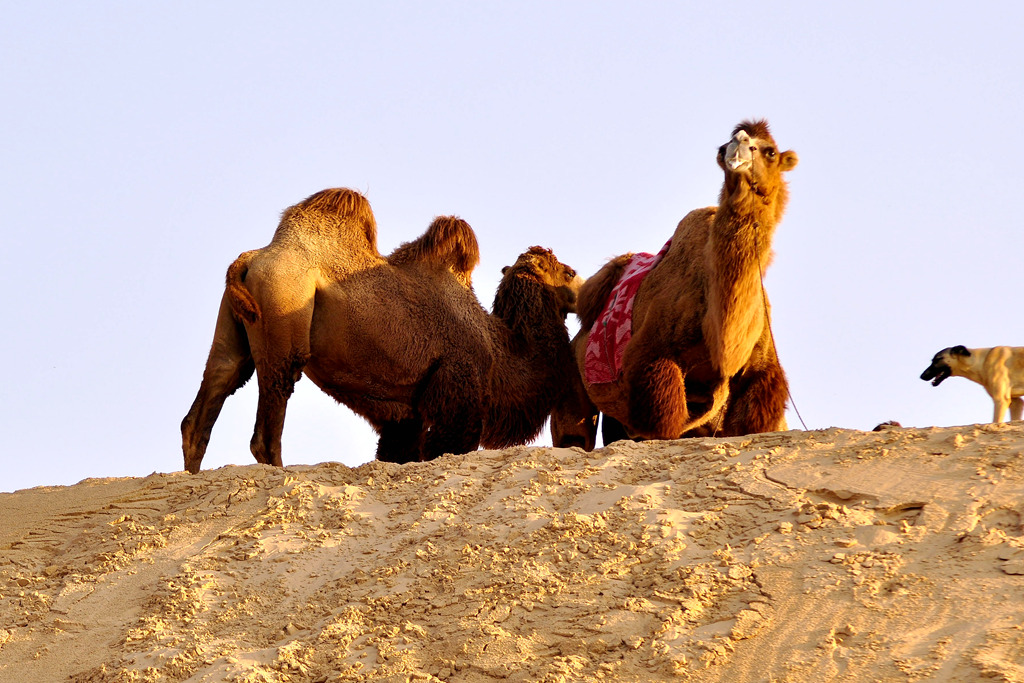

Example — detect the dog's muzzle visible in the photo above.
[921,364,951,386]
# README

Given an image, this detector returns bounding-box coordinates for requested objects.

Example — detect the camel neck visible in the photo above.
[492,276,563,334]
[702,185,783,377]
[482,275,573,448]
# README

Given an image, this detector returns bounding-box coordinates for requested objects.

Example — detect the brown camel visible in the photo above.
[552,120,797,450]
[181,188,581,472]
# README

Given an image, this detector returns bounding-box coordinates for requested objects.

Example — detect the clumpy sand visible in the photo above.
[2,424,1023,682]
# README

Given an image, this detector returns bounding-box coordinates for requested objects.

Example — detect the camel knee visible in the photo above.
[423,414,482,460]
[422,395,483,459]
[627,359,688,439]
[256,351,307,397]
[723,364,789,435]
[376,419,424,464]
[416,362,485,459]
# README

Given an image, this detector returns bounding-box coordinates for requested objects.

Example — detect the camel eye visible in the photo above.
[765,148,776,160]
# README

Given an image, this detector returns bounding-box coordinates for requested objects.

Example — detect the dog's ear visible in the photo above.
[951,345,971,357]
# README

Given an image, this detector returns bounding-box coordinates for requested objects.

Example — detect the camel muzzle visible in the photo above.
[725,131,753,171]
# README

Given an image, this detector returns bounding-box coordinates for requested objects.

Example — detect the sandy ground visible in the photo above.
[2,423,1023,682]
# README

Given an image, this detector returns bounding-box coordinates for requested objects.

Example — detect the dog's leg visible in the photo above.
[993,396,1010,423]
[1010,397,1023,421]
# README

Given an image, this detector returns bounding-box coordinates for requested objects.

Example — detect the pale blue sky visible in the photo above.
[2,2,1022,492]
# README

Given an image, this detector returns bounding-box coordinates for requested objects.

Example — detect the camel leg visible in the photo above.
[601,414,631,446]
[243,278,317,468]
[1010,397,1023,422]
[376,419,424,464]
[250,352,307,467]
[418,361,484,461]
[181,295,255,474]
[550,365,599,451]
[721,356,789,436]
[626,357,689,439]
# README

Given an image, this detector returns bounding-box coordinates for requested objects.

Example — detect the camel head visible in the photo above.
[500,246,583,318]
[717,120,798,205]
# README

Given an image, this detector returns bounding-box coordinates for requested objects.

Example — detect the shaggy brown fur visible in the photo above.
[552,121,797,450]
[181,189,580,472]
[481,247,581,449]
[388,215,480,289]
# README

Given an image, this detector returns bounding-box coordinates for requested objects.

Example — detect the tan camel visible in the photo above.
[181,189,581,472]
[553,120,797,449]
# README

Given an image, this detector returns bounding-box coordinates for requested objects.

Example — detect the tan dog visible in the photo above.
[921,346,1024,423]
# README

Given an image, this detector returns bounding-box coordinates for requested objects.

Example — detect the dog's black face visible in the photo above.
[920,346,970,386]
[921,358,952,386]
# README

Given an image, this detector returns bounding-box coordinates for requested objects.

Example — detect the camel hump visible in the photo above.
[225,250,261,323]
[296,188,373,218]
[281,188,379,252]
[388,216,480,288]
[577,254,635,330]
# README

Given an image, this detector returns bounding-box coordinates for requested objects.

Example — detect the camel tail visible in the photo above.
[388,216,480,287]
[577,254,634,330]
[225,251,261,323]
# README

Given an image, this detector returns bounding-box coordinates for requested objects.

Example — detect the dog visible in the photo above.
[921,345,1024,423]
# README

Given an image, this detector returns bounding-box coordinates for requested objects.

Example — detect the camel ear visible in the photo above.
[501,266,509,275]
[779,150,798,172]
[951,345,971,357]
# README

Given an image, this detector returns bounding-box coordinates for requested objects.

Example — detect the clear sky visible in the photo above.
[2,3,1022,493]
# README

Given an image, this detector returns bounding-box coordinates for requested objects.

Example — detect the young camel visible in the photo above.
[181,189,580,471]
[553,121,797,449]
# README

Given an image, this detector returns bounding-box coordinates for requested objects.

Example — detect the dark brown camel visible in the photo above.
[181,188,581,471]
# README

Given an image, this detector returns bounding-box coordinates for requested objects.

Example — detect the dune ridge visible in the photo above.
[2,424,1023,682]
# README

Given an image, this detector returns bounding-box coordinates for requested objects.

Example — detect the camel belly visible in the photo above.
[303,362,418,424]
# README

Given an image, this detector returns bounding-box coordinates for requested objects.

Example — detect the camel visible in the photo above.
[181,188,581,472]
[552,120,797,450]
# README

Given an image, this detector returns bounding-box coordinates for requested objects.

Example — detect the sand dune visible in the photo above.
[2,424,1023,682]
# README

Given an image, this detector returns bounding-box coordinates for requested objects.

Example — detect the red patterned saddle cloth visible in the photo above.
[584,239,672,384]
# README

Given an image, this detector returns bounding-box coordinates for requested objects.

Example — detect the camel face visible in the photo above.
[920,345,970,386]
[502,246,581,317]
[529,248,582,316]
[717,123,798,198]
